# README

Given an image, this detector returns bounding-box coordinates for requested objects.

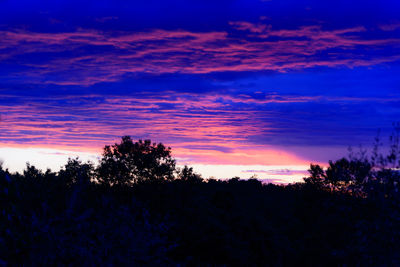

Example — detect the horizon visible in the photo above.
[1,0,400,183]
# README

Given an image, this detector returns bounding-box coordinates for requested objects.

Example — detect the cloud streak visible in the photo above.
[1,88,399,168]
[1,22,399,85]
[1,9,400,181]
[0,93,304,166]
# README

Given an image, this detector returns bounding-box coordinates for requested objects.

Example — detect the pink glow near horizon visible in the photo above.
[0,92,319,173]
[1,85,396,178]
[1,20,399,180]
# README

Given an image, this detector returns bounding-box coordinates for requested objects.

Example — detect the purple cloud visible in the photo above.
[1,22,399,85]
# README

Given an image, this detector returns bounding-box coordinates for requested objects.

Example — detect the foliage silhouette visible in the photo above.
[59,157,94,186]
[98,136,176,185]
[177,165,203,183]
[304,124,400,200]
[1,133,400,265]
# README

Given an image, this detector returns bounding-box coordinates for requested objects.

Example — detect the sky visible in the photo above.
[0,0,400,183]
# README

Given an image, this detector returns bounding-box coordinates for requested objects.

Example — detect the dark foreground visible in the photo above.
[2,175,400,266]
[2,135,400,265]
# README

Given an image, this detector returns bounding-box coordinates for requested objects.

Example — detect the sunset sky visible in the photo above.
[1,0,400,182]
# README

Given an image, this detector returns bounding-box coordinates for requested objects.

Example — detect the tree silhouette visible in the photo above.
[2,131,400,265]
[97,136,176,185]
[303,163,325,188]
[59,158,94,186]
[23,163,44,181]
[304,124,400,197]
[177,165,203,182]
[325,158,372,186]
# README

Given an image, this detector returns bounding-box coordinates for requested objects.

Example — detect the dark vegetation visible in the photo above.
[2,127,400,266]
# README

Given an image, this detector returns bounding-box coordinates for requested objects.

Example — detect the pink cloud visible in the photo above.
[0,22,399,85]
[1,91,395,167]
[0,92,314,167]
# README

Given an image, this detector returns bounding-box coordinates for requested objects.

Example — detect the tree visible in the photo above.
[324,158,372,186]
[98,136,176,185]
[23,163,44,181]
[303,163,325,187]
[58,158,94,186]
[304,158,372,192]
[177,165,203,182]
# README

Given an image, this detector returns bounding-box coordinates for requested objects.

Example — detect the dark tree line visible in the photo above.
[1,129,400,265]
[304,124,400,202]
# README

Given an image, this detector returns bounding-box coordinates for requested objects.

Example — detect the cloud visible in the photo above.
[0,90,323,166]
[242,168,308,175]
[1,86,399,168]
[379,22,400,31]
[229,21,270,33]
[1,21,400,173]
[0,22,399,85]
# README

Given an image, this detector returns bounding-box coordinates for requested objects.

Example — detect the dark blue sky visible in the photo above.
[0,0,399,181]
